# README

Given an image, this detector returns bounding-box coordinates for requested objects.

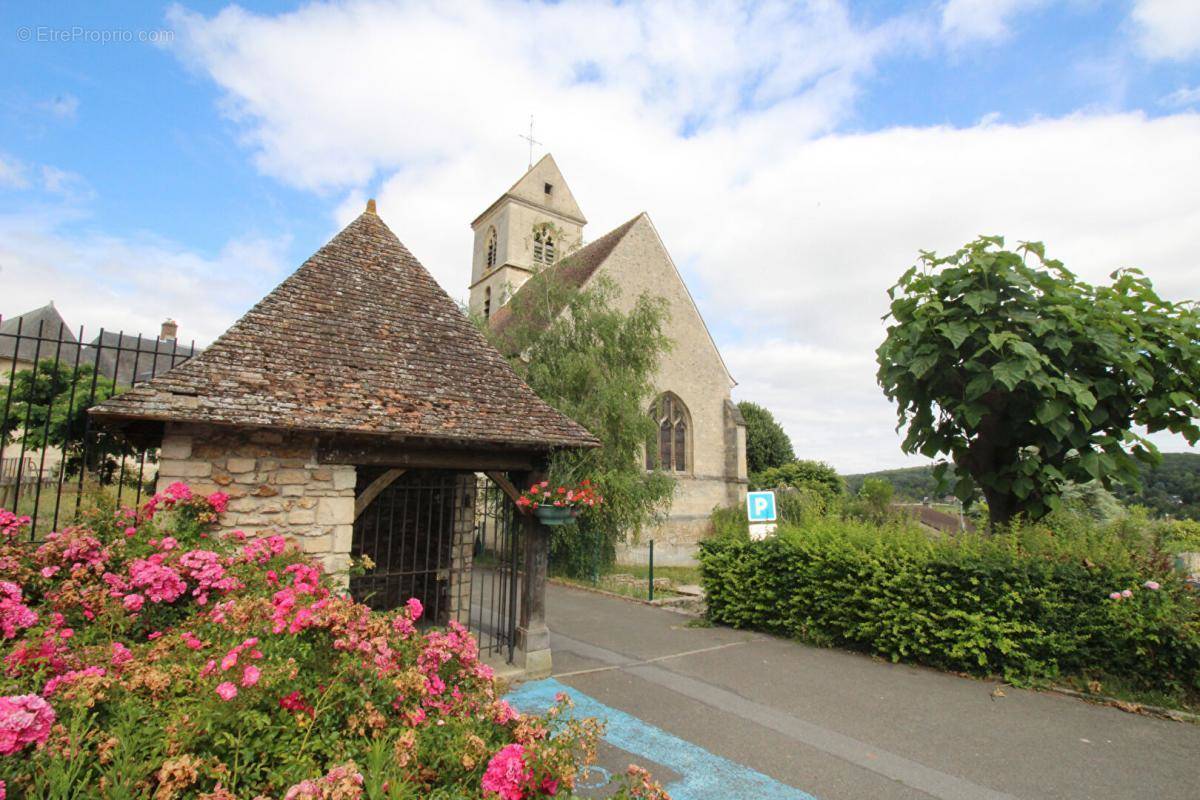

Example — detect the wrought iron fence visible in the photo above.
[0,315,198,539]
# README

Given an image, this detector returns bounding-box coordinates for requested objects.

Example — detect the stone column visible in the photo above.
[516,513,552,678]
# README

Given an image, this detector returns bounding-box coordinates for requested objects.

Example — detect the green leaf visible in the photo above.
[938,321,972,349]
[992,361,1025,391]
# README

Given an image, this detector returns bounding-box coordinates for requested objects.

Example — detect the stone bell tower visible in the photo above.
[468,154,586,320]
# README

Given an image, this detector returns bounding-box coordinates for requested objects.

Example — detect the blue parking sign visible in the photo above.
[746,491,777,522]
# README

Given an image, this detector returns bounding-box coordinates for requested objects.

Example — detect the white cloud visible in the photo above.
[1162,84,1200,106]
[38,93,80,121]
[1132,0,1200,61]
[0,209,290,345]
[939,0,1047,45]
[0,153,29,189]
[159,1,1200,472]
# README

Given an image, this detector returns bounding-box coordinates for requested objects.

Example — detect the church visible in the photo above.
[467,155,747,564]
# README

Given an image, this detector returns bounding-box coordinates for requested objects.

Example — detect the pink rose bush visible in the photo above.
[0,485,667,798]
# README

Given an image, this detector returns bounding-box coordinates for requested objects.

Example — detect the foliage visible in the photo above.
[487,275,675,576]
[1059,481,1125,523]
[876,236,1200,526]
[0,360,135,480]
[516,480,604,512]
[0,486,668,798]
[1111,453,1200,521]
[699,514,1200,702]
[852,478,894,524]
[736,402,795,476]
[751,460,845,503]
[843,464,958,501]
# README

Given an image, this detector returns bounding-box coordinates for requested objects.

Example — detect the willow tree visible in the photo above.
[486,273,675,571]
[877,236,1200,527]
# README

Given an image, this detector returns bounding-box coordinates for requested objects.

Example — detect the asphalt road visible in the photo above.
[519,583,1200,800]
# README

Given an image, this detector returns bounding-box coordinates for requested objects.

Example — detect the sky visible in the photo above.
[1,0,1199,473]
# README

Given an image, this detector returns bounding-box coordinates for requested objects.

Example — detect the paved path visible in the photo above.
[512,583,1200,800]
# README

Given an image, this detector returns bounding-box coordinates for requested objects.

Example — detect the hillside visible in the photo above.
[844,453,1200,520]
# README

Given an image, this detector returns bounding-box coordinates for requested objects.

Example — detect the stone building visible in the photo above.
[473,155,748,564]
[92,202,598,674]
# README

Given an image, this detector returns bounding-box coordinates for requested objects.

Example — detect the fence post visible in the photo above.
[648,539,655,602]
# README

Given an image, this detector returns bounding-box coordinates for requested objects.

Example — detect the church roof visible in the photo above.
[488,213,643,343]
[90,205,600,451]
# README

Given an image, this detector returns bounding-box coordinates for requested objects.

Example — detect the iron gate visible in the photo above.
[349,470,522,662]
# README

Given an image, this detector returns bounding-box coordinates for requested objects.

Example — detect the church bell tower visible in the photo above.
[468,154,586,320]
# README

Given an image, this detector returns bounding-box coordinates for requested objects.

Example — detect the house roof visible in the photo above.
[488,213,643,344]
[90,205,600,451]
[0,303,80,365]
[84,332,200,386]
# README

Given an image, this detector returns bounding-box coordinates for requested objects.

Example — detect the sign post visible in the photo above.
[746,491,777,540]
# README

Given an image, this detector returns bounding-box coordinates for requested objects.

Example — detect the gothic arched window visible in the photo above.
[485,227,498,270]
[483,287,492,321]
[646,392,690,472]
[533,229,556,266]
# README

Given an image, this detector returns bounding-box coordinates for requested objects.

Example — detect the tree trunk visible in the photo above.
[982,485,1015,531]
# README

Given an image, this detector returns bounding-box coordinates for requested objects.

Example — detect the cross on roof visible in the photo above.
[518,115,542,169]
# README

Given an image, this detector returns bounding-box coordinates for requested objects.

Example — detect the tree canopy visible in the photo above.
[877,236,1200,526]
[751,459,845,502]
[737,401,795,475]
[0,359,131,478]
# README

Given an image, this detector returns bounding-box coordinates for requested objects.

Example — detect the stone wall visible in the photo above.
[158,423,356,576]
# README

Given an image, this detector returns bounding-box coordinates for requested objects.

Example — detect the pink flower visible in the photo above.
[0,582,38,639]
[1121,589,1133,598]
[207,491,230,514]
[0,694,55,755]
[111,642,133,666]
[122,594,145,612]
[1109,592,1122,600]
[215,682,238,701]
[124,526,137,538]
[481,743,532,800]
[1143,580,1160,591]
[241,665,261,688]
[406,597,423,621]
[39,566,59,579]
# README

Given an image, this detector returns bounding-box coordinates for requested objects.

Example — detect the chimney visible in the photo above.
[161,318,178,341]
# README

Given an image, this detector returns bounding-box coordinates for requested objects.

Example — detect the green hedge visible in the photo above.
[699,521,1200,696]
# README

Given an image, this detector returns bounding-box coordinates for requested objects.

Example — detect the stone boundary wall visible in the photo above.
[158,423,356,575]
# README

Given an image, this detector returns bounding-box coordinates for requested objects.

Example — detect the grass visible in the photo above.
[550,563,701,602]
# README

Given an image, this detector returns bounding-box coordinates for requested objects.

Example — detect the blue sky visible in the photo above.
[2,1,1199,470]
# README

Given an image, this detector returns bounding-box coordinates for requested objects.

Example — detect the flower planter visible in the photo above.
[534,506,579,526]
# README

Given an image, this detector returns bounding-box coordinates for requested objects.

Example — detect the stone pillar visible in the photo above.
[516,513,552,678]
[448,473,477,625]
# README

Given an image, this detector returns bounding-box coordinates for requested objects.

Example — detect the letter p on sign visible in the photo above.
[746,491,777,522]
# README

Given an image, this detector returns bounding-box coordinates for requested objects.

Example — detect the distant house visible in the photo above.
[1,305,199,385]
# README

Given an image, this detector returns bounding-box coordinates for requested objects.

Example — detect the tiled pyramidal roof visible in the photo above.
[91,206,599,451]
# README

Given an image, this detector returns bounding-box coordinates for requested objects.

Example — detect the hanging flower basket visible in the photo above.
[534,506,579,526]
[517,479,603,525]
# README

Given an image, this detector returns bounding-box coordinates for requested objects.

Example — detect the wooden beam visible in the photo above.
[318,444,536,472]
[354,469,405,521]
[484,471,524,509]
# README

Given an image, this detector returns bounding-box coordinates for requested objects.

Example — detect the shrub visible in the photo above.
[0,485,669,799]
[750,460,845,503]
[699,517,1200,700]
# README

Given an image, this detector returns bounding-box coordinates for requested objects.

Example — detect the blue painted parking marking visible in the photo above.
[508,678,816,800]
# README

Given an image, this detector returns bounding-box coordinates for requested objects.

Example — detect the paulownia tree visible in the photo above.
[877,236,1200,527]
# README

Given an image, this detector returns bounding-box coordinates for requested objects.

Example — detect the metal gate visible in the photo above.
[349,469,522,662]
